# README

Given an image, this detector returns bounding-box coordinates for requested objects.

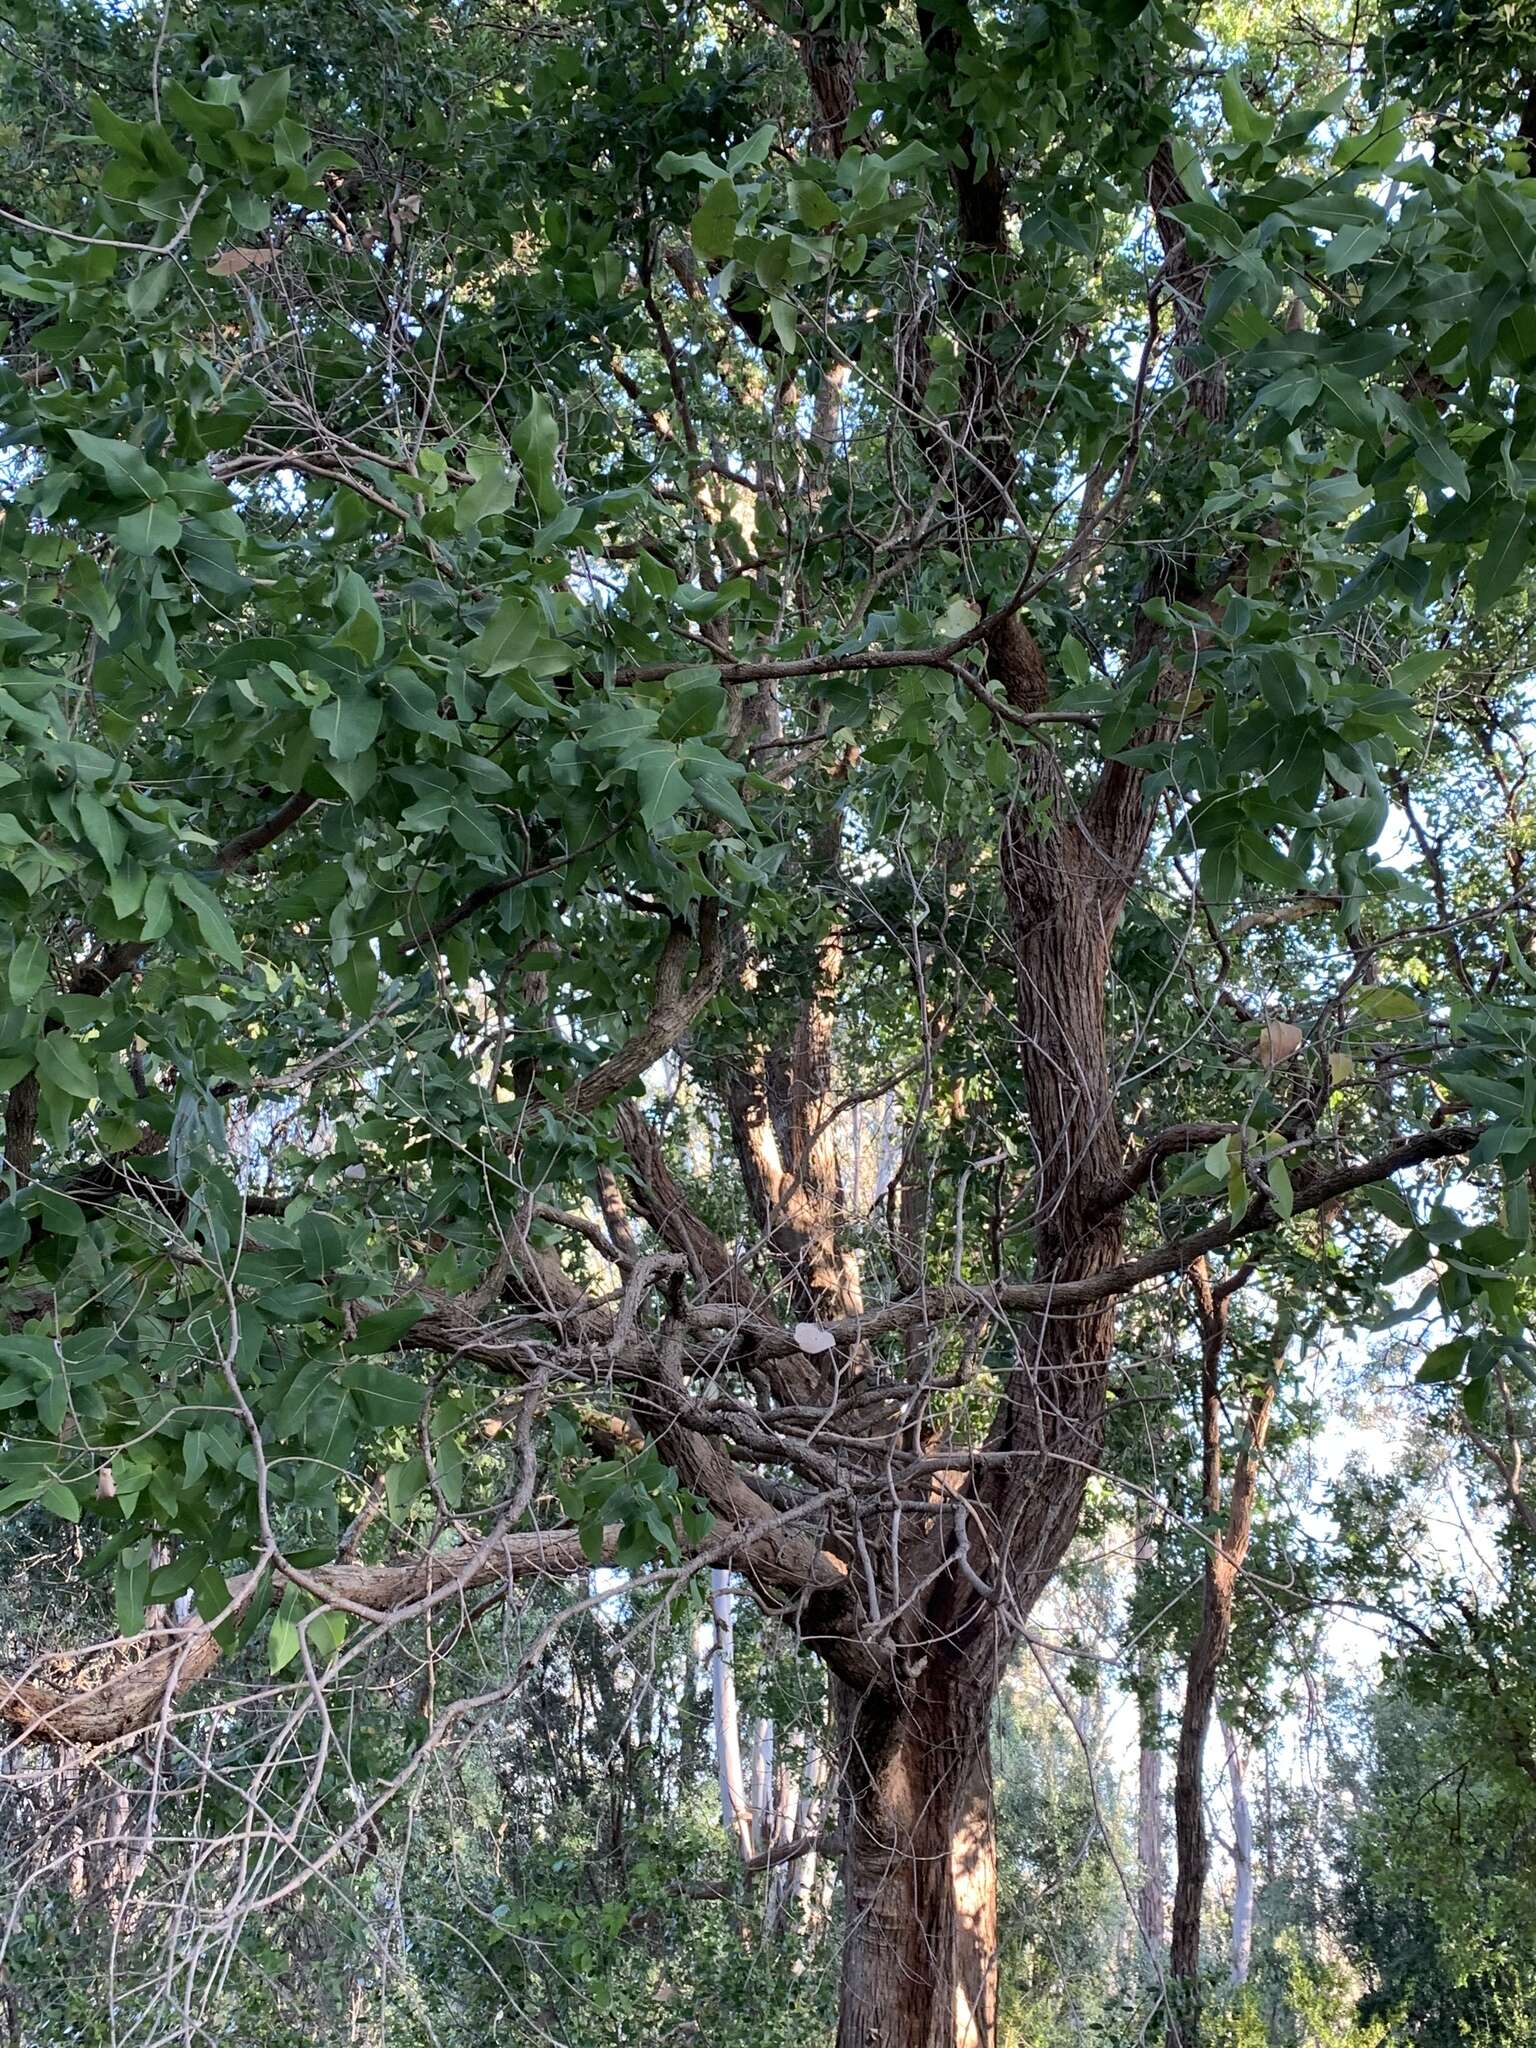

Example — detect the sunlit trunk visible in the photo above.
[710,1569,754,1861]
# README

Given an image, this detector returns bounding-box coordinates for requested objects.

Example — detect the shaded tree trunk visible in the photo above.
[1135,1521,1168,1959]
[836,1675,997,2048]
[1138,1718,1168,1957]
[1222,1720,1254,1986]
[1168,1263,1275,2044]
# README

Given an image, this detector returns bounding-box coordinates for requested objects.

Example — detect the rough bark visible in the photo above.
[836,1677,997,2048]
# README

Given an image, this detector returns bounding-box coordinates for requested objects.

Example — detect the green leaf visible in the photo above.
[1411,426,1470,500]
[336,943,379,1017]
[657,671,724,741]
[349,1297,426,1354]
[194,1566,239,1649]
[331,570,385,664]
[125,261,176,318]
[36,1033,97,1102]
[171,872,243,966]
[691,178,740,261]
[1354,986,1420,1024]
[455,462,519,531]
[88,95,147,159]
[240,68,291,133]
[68,430,166,500]
[341,1358,425,1426]
[310,687,382,761]
[768,297,797,354]
[1266,1155,1294,1220]
[1204,1135,1234,1179]
[447,792,503,861]
[1417,1339,1468,1383]
[268,1608,301,1674]
[1323,222,1387,275]
[74,791,126,870]
[790,177,841,230]
[511,394,562,520]
[725,122,776,173]
[466,596,571,677]
[1473,176,1535,281]
[116,1545,151,1635]
[40,1480,81,1524]
[116,500,183,555]
[9,935,48,1004]
[686,764,751,831]
[634,744,691,835]
[1475,500,1531,615]
[1220,66,1272,145]
[1169,202,1244,254]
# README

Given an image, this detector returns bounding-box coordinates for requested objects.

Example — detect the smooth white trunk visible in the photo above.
[788,1742,831,1928]
[709,1569,754,1861]
[750,1715,776,1851]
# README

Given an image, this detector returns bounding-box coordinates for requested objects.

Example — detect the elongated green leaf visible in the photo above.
[68,430,166,500]
[1475,499,1531,614]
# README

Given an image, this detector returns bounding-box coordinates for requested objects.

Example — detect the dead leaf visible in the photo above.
[1257,1020,1303,1068]
[207,247,276,278]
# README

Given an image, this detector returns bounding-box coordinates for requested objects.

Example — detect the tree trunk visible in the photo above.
[710,1569,755,1861]
[1222,1720,1254,1986]
[1137,1727,1167,1957]
[1134,1521,1167,1959]
[1168,1264,1275,2043]
[835,1676,998,2048]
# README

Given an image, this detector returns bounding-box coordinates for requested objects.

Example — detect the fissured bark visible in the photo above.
[835,1676,998,2048]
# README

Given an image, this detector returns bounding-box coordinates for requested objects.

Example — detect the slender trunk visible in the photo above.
[788,1740,830,1928]
[1223,1721,1254,1986]
[750,1716,775,1851]
[1134,1522,1167,1959]
[836,1675,997,2048]
[710,1569,755,1861]
[765,1739,803,1934]
[1168,1265,1275,2044]
[1137,1730,1167,1957]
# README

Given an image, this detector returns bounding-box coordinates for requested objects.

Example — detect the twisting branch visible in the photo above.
[570,901,724,1114]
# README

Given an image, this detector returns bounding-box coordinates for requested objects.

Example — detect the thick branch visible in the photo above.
[1,1528,613,1749]
[570,902,723,1114]
[682,1126,1480,1354]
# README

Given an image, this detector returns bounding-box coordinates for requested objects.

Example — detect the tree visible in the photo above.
[5,1,1536,2044]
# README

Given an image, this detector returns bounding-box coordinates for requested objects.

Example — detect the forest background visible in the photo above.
[3,0,1536,2042]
